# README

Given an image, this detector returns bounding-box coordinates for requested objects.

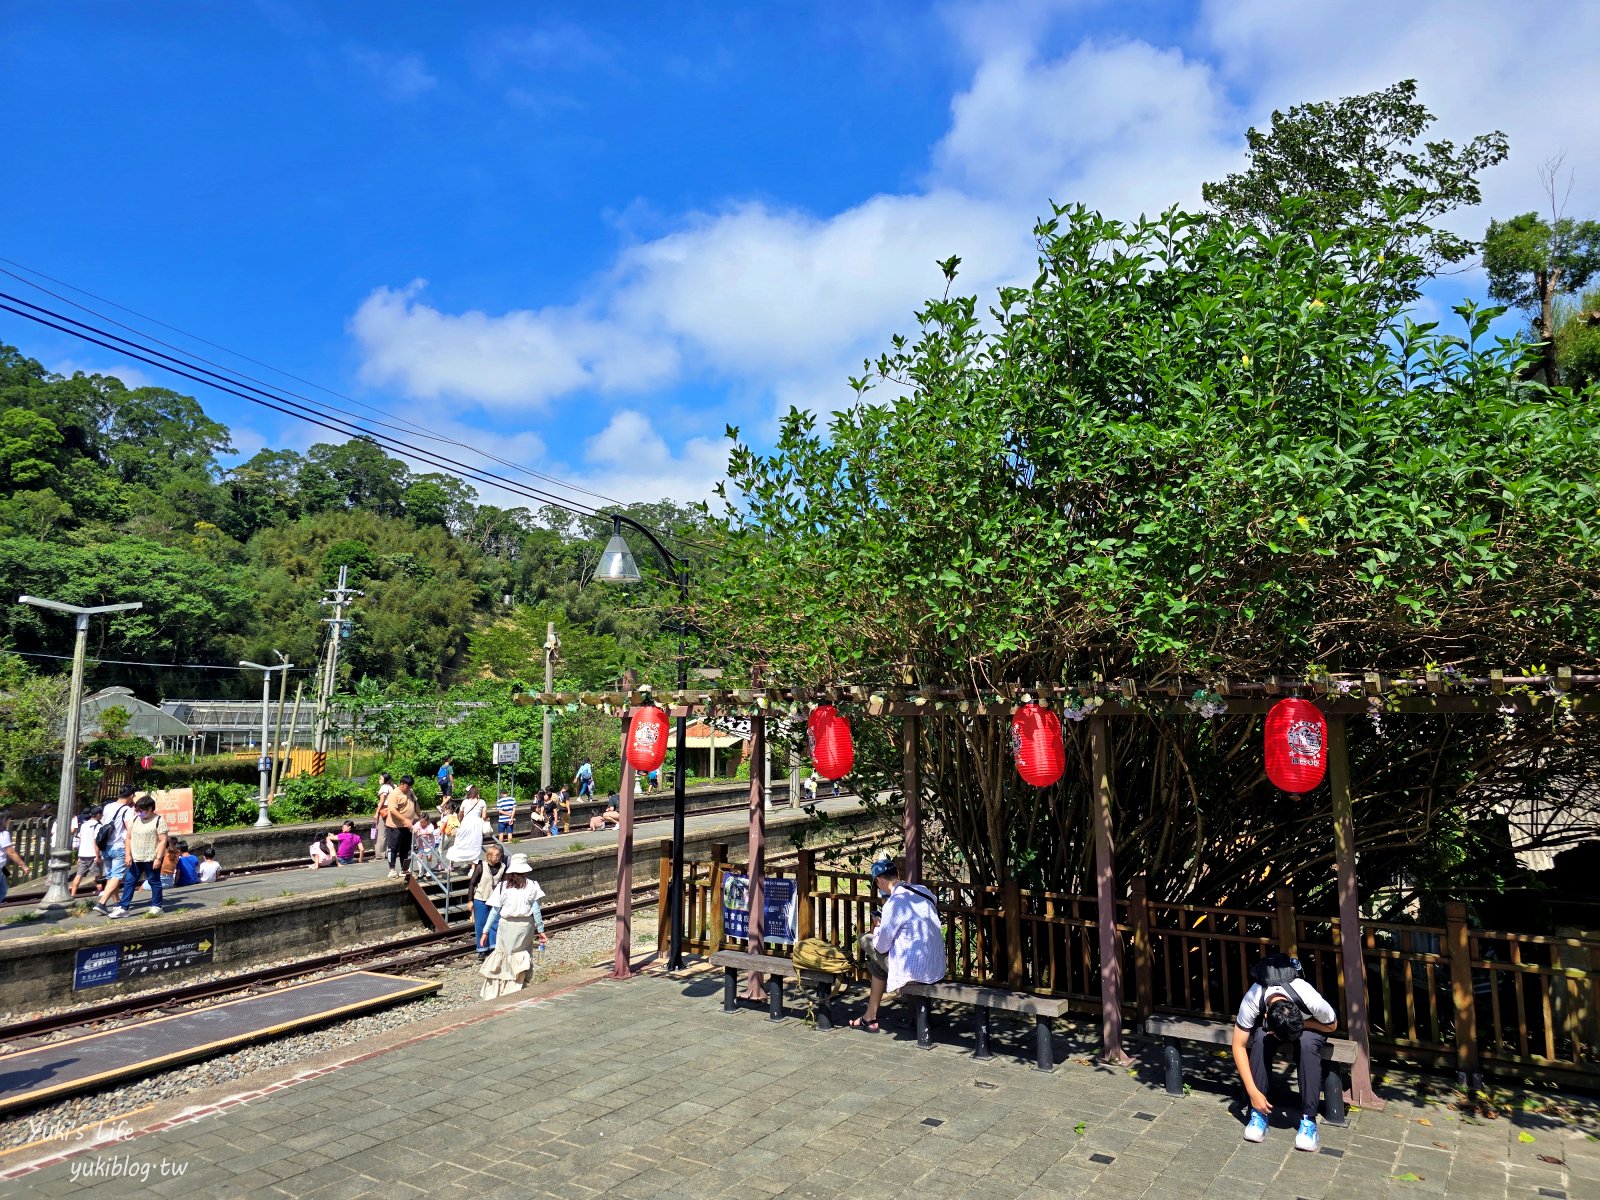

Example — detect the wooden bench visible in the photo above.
[1144,1015,1355,1125]
[897,981,1073,1071]
[709,950,844,1030]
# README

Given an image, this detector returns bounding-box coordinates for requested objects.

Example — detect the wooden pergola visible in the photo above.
[524,668,1599,1108]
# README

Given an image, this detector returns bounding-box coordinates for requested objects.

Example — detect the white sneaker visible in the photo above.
[108,907,128,919]
[148,907,163,915]
[1243,1110,1268,1143]
[1294,1117,1320,1152]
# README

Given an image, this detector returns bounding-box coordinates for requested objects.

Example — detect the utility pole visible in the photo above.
[541,622,559,790]
[312,565,362,766]
[18,595,142,909]
[241,660,292,827]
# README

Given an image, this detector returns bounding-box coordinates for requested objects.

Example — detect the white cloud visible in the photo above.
[347,46,437,101]
[349,280,678,411]
[347,0,1600,502]
[51,359,156,389]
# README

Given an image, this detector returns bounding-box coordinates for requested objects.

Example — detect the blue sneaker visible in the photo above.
[1243,1110,1268,1143]
[1294,1116,1320,1152]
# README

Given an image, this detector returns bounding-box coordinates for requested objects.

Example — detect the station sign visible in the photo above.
[73,928,217,990]
[150,787,195,835]
[492,742,521,765]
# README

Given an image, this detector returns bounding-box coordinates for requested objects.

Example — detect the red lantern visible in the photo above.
[1264,698,1328,793]
[1011,702,1064,788]
[625,704,670,774]
[811,708,854,780]
[139,755,153,770]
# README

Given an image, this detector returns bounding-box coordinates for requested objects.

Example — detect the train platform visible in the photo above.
[0,972,438,1118]
[0,795,863,945]
[2,963,1594,1199]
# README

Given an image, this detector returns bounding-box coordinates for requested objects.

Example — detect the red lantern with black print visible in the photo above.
[1264,698,1328,793]
[625,704,670,774]
[1011,702,1064,788]
[811,707,855,781]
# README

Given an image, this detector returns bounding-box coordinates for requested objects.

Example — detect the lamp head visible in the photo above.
[595,517,642,584]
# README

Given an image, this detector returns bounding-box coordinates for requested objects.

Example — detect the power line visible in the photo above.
[2,649,314,672]
[0,256,631,510]
[0,291,612,522]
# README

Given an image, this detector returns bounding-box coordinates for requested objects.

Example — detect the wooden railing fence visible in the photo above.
[663,848,1600,1087]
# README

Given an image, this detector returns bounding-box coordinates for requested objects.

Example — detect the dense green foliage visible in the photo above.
[702,87,1598,918]
[0,342,696,701]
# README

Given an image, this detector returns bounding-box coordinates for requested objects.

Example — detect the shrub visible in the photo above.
[192,781,259,830]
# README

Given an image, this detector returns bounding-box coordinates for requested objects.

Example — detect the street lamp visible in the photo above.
[18,595,143,909]
[541,623,560,790]
[240,660,293,827]
[595,514,691,970]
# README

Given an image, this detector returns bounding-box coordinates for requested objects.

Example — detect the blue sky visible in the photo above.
[2,1,1596,511]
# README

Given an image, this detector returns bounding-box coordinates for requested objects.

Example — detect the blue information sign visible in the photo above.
[721,874,797,945]
[73,944,121,990]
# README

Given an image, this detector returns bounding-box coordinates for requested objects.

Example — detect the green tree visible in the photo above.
[0,407,64,487]
[1553,285,1600,390]
[403,473,477,530]
[1484,175,1600,387]
[702,201,1600,908]
[1203,79,1507,303]
[0,654,69,800]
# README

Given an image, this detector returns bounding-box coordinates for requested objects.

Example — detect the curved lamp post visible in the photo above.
[594,514,691,971]
[18,595,142,909]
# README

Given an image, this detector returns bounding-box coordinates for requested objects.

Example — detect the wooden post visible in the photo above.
[1004,879,1026,989]
[709,842,728,951]
[1090,715,1131,1064]
[796,847,816,941]
[744,714,768,999]
[1129,873,1153,1025]
[1328,714,1383,1108]
[903,714,922,884]
[1445,900,1482,1090]
[611,679,639,980]
[657,839,674,954]
[1275,886,1299,958]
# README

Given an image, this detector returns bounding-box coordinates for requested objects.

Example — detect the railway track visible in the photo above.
[0,831,880,1051]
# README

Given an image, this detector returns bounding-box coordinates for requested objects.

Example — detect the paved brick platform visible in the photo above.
[3,966,1595,1198]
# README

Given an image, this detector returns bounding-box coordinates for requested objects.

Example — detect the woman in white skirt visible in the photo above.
[478,853,549,999]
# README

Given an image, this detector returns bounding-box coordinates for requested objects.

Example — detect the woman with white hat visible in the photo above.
[478,852,549,999]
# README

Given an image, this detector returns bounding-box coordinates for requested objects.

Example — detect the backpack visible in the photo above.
[95,805,125,853]
[1251,951,1304,989]
[791,938,853,975]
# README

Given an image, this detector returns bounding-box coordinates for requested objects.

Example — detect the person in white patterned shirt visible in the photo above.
[850,858,946,1032]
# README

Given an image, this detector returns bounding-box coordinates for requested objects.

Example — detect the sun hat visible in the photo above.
[505,853,535,875]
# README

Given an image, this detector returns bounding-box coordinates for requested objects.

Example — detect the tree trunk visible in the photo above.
[1540,266,1562,388]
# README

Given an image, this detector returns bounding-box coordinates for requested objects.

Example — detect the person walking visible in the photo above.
[436,757,455,799]
[383,775,419,878]
[447,800,488,874]
[71,807,101,898]
[92,786,137,915]
[0,812,28,903]
[850,858,946,1032]
[460,784,487,826]
[573,758,594,799]
[468,842,507,960]
[478,853,548,997]
[110,795,169,918]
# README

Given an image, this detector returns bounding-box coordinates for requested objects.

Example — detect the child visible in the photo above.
[198,846,221,883]
[70,808,101,898]
[160,836,183,889]
[413,812,441,870]
[495,790,516,841]
[333,820,364,864]
[174,841,200,886]
[309,832,338,869]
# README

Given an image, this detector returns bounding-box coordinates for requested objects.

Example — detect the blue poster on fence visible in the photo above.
[722,874,797,945]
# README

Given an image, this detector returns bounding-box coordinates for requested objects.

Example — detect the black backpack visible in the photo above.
[95,805,125,853]
[1251,951,1304,989]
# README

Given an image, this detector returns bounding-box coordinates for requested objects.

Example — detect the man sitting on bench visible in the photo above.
[1232,952,1338,1153]
[850,858,945,1032]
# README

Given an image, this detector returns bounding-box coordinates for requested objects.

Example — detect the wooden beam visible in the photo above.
[903,714,922,884]
[1089,715,1131,1065]
[743,713,768,1001]
[1328,714,1384,1109]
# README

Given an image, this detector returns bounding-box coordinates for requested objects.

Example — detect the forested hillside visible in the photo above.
[0,341,697,698]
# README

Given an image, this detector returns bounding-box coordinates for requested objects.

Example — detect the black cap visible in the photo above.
[118,784,136,798]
